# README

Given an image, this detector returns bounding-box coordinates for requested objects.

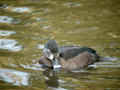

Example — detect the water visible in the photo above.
[0,0,120,90]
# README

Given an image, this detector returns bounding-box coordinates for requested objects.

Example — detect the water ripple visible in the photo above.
[20,63,44,71]
[0,16,20,24]
[0,30,16,36]
[49,87,68,90]
[0,39,22,52]
[63,2,82,8]
[0,69,29,86]
[11,7,31,13]
[37,44,44,49]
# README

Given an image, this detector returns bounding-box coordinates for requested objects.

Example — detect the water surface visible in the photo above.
[0,0,120,90]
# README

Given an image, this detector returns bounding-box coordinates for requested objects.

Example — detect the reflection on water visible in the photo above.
[0,39,22,51]
[0,69,29,86]
[44,69,59,88]
[43,69,67,90]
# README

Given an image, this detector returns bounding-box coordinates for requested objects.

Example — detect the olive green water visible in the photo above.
[0,0,120,90]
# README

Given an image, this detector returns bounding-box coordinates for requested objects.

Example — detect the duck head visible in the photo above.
[43,40,61,69]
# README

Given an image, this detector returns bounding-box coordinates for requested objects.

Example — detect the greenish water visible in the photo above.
[0,0,120,90]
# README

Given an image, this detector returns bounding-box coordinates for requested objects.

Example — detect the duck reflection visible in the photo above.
[43,69,59,88]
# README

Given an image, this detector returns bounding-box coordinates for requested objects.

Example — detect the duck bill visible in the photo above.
[52,58,61,70]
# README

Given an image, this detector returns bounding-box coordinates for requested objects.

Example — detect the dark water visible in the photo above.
[0,0,120,90]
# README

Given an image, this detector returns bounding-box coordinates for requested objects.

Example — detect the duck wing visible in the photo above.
[59,46,98,60]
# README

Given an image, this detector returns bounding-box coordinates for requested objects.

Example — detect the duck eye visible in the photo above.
[59,53,63,57]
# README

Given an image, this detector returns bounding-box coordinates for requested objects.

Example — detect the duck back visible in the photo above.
[59,46,99,60]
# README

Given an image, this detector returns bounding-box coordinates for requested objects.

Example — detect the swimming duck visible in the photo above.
[39,40,99,70]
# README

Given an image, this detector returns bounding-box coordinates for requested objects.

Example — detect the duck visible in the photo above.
[39,40,99,71]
